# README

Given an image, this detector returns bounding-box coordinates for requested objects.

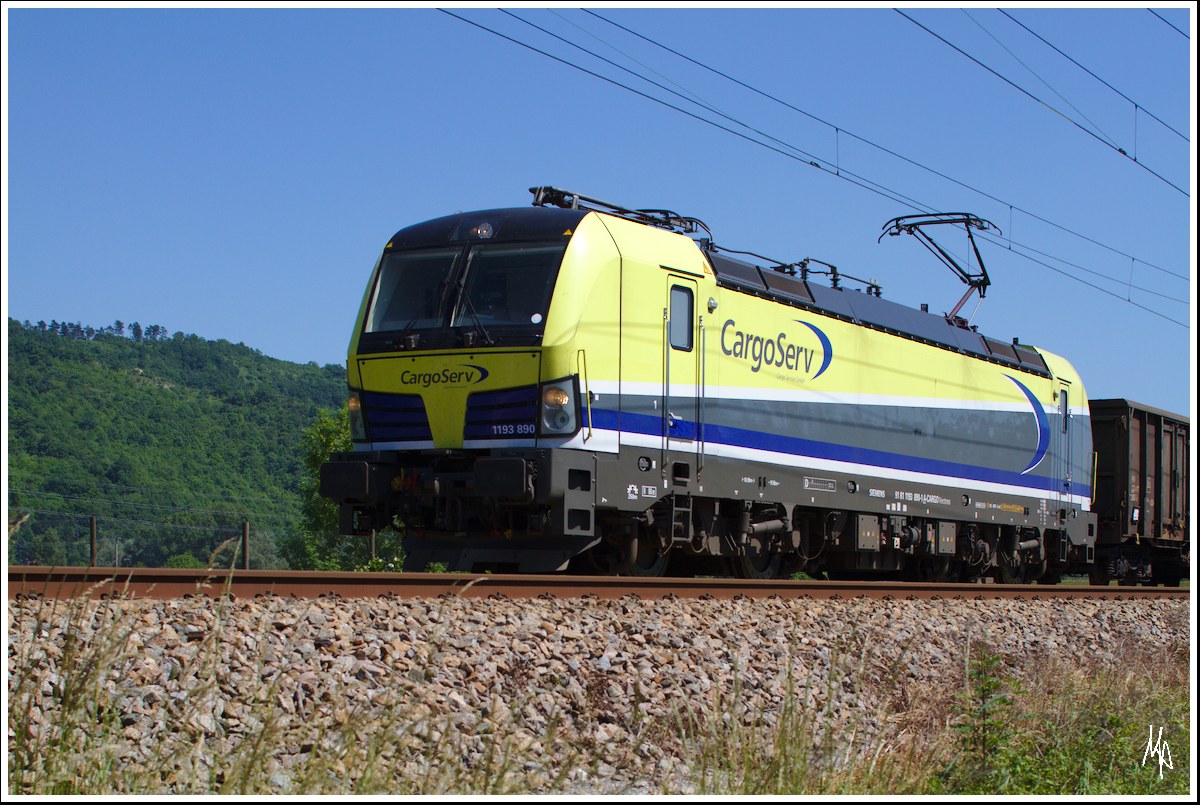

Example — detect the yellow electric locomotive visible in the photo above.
[320,187,1097,580]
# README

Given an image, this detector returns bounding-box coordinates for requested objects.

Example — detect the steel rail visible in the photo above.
[6,566,1189,602]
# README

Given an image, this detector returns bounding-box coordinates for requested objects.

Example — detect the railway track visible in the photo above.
[7,565,1189,602]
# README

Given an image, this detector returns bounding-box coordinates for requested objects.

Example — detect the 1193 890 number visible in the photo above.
[492,423,536,435]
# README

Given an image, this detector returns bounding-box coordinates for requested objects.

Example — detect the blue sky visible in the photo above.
[4,4,1195,416]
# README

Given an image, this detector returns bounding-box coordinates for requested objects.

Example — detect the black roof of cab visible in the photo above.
[385,207,589,251]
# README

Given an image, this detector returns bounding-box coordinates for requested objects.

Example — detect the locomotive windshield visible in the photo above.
[362,241,567,350]
[451,244,561,328]
[366,248,458,333]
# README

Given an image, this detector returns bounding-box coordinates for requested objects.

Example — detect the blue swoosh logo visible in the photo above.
[795,320,833,379]
[462,364,490,384]
[1005,375,1049,474]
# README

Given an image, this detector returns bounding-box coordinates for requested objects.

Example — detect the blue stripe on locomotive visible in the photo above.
[589,406,1092,501]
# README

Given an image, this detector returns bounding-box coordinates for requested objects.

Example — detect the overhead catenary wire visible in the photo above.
[442,10,1188,324]
[978,233,1188,328]
[547,8,713,114]
[1148,9,1189,39]
[499,8,932,213]
[581,9,1188,283]
[550,11,1187,305]
[963,9,1121,151]
[552,12,1191,303]
[1000,9,1188,143]
[895,9,1188,197]
[439,9,924,213]
[500,10,820,161]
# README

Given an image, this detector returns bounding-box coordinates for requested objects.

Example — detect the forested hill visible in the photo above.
[7,318,346,568]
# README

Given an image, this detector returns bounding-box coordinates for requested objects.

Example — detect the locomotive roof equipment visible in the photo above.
[530,185,712,238]
[879,213,999,324]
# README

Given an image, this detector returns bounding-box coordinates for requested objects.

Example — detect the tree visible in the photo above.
[130,322,143,342]
[281,404,349,569]
[301,405,351,534]
[165,552,205,568]
[281,403,405,570]
[8,319,346,568]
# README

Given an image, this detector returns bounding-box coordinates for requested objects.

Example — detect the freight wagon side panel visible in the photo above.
[1089,399,1190,547]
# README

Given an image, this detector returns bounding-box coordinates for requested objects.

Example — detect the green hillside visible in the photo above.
[6,318,346,568]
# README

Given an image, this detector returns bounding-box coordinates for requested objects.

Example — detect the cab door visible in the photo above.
[664,277,700,471]
[1054,380,1074,523]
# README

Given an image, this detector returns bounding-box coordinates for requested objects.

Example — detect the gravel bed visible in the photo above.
[7,591,1190,794]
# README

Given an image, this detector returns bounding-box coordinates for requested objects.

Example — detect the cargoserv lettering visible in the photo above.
[399,364,489,388]
[715,319,830,376]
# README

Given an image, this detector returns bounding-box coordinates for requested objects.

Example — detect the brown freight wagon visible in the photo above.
[1089,399,1190,586]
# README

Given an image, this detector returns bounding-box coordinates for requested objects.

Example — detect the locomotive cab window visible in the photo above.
[451,243,565,329]
[669,285,694,351]
[360,240,568,351]
[365,248,458,333]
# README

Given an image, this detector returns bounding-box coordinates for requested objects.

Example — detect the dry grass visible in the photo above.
[681,627,1191,796]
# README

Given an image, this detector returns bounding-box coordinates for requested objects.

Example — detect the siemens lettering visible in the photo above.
[399,364,489,388]
[721,319,830,376]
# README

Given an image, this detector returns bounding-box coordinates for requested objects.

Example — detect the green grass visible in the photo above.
[680,635,1190,796]
[927,640,1191,795]
[1060,572,1190,588]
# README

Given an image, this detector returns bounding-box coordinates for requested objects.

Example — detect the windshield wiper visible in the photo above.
[391,315,422,350]
[457,290,495,347]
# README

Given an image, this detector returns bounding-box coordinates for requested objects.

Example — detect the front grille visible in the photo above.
[464,385,538,439]
[362,391,432,442]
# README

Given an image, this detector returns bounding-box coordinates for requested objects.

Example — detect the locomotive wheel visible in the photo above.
[736,550,783,580]
[1088,562,1110,586]
[997,555,1026,584]
[570,541,622,575]
[914,555,958,582]
[619,529,670,577]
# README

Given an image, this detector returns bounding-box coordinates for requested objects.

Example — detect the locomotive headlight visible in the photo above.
[540,379,578,435]
[348,391,367,441]
[543,387,570,408]
[468,222,495,239]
